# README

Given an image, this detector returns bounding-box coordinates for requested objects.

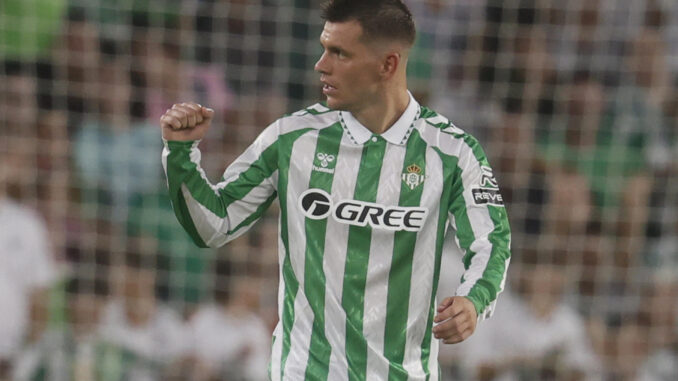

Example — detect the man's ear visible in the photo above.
[380,52,401,79]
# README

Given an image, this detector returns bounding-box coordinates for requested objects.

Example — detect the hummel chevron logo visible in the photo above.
[316,153,335,167]
[313,152,336,174]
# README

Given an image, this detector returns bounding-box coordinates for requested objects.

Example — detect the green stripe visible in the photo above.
[180,143,275,217]
[304,124,343,381]
[165,141,209,247]
[384,130,427,380]
[342,136,387,381]
[421,148,459,378]
[275,129,318,380]
[226,192,278,235]
[214,144,280,209]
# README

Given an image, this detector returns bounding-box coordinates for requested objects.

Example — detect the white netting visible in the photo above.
[1,0,677,379]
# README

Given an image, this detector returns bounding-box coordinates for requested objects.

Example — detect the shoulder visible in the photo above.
[254,103,341,147]
[414,106,484,159]
[275,103,341,133]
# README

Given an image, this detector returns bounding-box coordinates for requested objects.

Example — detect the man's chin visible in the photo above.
[324,97,346,111]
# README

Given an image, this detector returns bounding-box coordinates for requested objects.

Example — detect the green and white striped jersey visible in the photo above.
[162,93,511,381]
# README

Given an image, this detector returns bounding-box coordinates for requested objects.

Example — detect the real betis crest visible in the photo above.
[402,164,426,190]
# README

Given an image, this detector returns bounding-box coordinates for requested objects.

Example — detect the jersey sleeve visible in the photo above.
[161,121,281,248]
[447,135,511,321]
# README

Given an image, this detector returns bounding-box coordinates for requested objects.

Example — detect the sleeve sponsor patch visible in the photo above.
[471,188,504,206]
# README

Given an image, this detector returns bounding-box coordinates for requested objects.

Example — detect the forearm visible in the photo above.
[455,219,511,320]
[162,140,229,247]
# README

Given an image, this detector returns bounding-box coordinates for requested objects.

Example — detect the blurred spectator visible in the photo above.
[188,272,270,381]
[538,71,656,259]
[421,0,498,139]
[543,0,628,86]
[72,53,163,224]
[602,29,672,258]
[141,26,232,124]
[52,8,102,123]
[68,41,215,312]
[34,110,71,255]
[592,266,677,381]
[13,266,109,381]
[408,0,487,101]
[636,270,678,380]
[645,0,678,76]
[599,316,651,381]
[0,61,39,136]
[0,143,59,378]
[505,25,558,118]
[456,252,601,380]
[0,61,42,206]
[98,236,187,381]
[193,0,278,96]
[644,80,678,268]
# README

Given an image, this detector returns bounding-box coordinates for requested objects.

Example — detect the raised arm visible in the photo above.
[160,102,279,248]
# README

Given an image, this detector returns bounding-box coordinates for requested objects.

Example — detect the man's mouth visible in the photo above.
[322,82,337,95]
[321,78,337,93]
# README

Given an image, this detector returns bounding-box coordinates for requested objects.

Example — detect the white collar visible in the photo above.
[340,91,420,145]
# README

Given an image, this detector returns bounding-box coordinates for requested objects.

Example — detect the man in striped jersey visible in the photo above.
[159,0,511,379]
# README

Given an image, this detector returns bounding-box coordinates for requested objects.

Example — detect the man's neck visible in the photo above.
[351,88,410,135]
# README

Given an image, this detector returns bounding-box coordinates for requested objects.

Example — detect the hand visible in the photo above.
[432,296,477,344]
[160,102,215,141]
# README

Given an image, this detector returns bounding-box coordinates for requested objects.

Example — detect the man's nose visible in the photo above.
[315,52,330,74]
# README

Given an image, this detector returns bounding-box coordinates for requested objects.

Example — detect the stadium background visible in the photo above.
[1,0,677,379]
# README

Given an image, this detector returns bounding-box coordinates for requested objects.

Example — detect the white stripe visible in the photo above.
[271,217,288,381]
[286,131,317,289]
[415,121,465,158]
[363,143,406,380]
[426,114,449,126]
[484,255,512,319]
[180,185,224,246]
[429,329,440,381]
[282,131,318,379]
[270,321,283,381]
[403,149,444,380]
[324,135,362,381]
[283,291,314,381]
[221,171,277,236]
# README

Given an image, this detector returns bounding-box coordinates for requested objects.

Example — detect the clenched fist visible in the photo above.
[160,102,215,141]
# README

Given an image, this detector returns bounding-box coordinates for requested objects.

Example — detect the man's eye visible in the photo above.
[329,48,344,57]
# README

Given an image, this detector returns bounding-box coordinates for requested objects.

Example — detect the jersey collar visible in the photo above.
[340,91,420,146]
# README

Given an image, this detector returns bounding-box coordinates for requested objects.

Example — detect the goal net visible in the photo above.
[1,0,676,379]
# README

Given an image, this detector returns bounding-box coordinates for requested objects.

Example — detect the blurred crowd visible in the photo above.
[1,0,677,380]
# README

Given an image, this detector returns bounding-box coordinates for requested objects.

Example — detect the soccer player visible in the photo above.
[159,0,511,380]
